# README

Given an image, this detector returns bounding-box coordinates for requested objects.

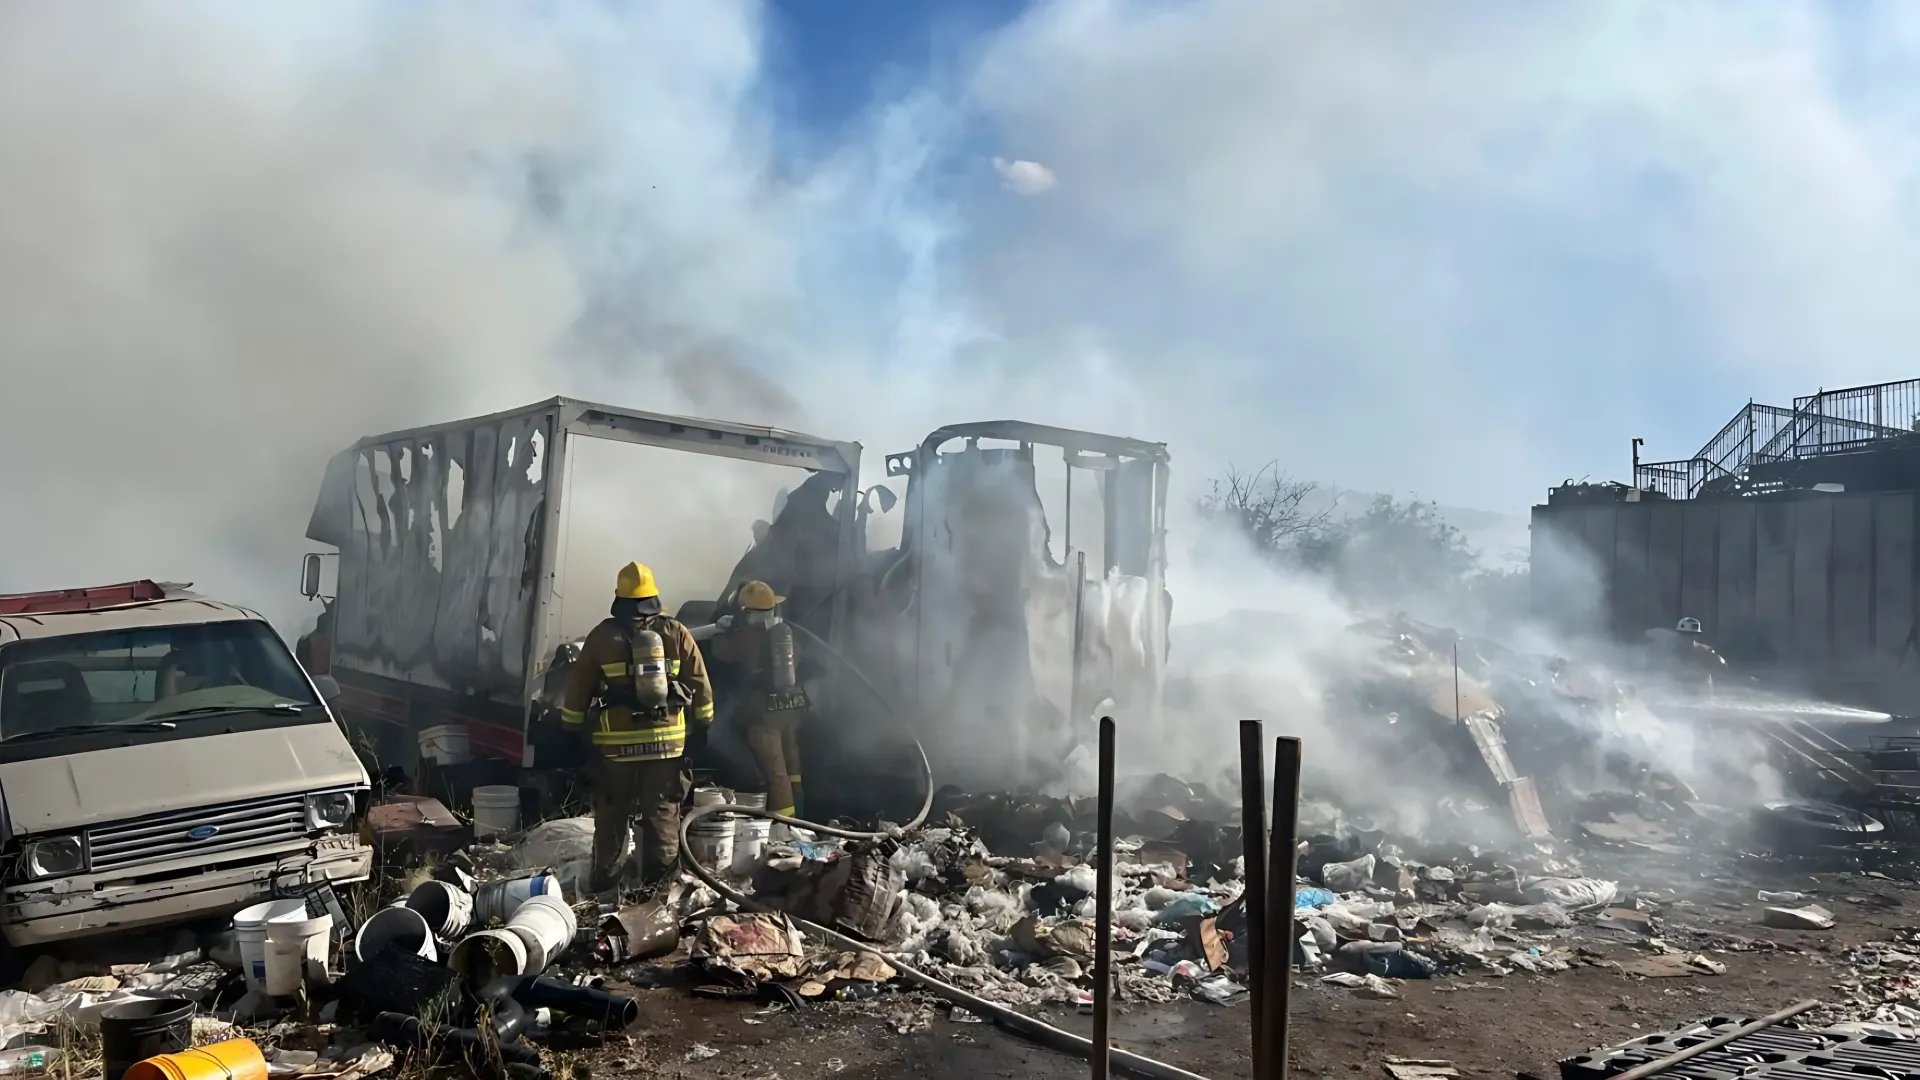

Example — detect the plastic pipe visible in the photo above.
[493,976,640,1029]
[371,1012,543,1069]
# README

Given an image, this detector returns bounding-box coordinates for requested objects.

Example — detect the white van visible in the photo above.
[0,580,372,947]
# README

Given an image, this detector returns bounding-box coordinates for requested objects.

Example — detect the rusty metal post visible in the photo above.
[1265,736,1303,1079]
[1239,719,1270,1077]
[1091,715,1117,1080]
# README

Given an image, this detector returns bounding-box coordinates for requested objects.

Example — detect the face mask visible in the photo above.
[746,610,778,628]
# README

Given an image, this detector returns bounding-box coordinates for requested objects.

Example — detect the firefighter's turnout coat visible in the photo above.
[561,615,715,761]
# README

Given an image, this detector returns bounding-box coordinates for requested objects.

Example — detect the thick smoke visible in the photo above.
[3,1,1908,828]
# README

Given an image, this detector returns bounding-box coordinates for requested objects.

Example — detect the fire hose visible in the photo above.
[677,624,1216,1080]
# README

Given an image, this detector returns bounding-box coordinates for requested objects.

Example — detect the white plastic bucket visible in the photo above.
[263,910,333,996]
[233,898,306,991]
[505,893,579,976]
[730,792,771,876]
[354,904,439,964]
[450,928,529,987]
[474,873,564,925]
[405,880,474,946]
[687,811,736,875]
[691,785,731,808]
[417,724,470,766]
[471,785,521,838]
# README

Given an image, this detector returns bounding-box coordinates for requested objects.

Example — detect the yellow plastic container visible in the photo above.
[122,1039,268,1080]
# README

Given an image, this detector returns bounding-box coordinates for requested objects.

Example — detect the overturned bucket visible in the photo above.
[123,1039,267,1080]
[506,893,579,976]
[405,880,474,946]
[474,872,565,924]
[450,927,531,986]
[354,904,438,964]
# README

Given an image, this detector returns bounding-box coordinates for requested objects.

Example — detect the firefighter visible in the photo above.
[708,580,811,819]
[561,562,715,893]
[1666,616,1727,697]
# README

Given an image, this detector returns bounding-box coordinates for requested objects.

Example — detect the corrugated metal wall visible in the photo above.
[1531,492,1920,689]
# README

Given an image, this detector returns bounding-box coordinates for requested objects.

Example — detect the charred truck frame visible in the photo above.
[297,400,1170,809]
[298,398,860,780]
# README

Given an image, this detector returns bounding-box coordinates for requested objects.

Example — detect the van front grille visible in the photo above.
[85,793,315,873]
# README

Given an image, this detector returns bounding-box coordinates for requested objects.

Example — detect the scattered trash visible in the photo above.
[1384,1058,1459,1079]
[686,1044,720,1062]
[1763,904,1836,930]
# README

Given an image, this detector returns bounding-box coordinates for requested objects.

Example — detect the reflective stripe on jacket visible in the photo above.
[560,615,714,761]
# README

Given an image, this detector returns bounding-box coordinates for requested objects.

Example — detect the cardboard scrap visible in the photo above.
[693,912,806,982]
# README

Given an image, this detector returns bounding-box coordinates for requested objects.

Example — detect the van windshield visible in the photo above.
[0,619,319,744]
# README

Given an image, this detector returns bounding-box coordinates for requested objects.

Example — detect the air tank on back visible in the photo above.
[631,628,669,709]
[767,621,797,692]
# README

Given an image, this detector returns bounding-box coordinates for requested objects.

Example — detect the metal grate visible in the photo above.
[85,791,319,873]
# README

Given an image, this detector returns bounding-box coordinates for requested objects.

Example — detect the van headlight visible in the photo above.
[305,792,354,832]
[23,836,85,879]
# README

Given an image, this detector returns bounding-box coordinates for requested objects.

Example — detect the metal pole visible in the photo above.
[1065,466,1074,555]
[1452,640,1461,724]
[1610,1001,1818,1080]
[1070,551,1088,735]
[1091,715,1117,1080]
[1265,736,1302,1079]
[1238,720,1271,1078]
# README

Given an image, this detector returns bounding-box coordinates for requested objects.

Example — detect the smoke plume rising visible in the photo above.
[5,1,1916,814]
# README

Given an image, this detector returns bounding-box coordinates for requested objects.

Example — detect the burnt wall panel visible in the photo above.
[330,411,554,698]
[1680,503,1718,633]
[1875,493,1916,669]
[1647,503,1686,631]
[1753,502,1795,665]
[1831,496,1875,672]
[1791,498,1833,666]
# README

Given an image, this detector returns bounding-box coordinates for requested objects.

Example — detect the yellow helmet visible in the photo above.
[615,562,660,600]
[736,580,784,611]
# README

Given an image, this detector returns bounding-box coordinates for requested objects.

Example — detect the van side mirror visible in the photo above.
[300,554,324,599]
[312,674,342,702]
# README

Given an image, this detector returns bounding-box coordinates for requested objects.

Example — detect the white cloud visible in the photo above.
[992,156,1058,195]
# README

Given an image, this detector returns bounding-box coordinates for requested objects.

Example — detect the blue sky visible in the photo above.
[9,0,1920,613]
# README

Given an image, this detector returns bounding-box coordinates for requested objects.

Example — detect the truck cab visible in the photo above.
[0,580,372,947]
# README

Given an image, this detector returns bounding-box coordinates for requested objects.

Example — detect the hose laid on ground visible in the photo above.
[675,626,1217,1080]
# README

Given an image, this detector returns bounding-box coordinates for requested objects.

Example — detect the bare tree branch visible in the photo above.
[1196,461,1333,555]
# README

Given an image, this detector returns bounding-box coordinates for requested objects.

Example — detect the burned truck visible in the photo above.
[294,399,1169,812]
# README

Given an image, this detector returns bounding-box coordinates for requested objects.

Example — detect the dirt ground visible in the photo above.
[581,861,1918,1080]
